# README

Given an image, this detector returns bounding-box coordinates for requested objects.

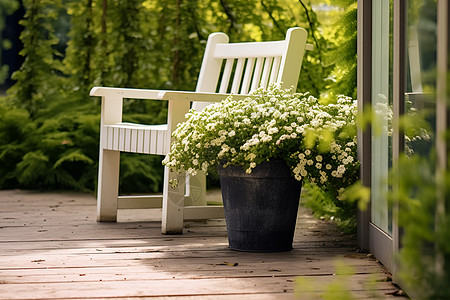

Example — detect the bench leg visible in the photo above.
[185,172,207,206]
[162,166,185,234]
[97,149,120,222]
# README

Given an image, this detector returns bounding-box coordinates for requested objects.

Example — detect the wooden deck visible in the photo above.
[0,189,403,299]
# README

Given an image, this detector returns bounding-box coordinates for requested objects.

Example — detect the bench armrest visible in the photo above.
[90,87,249,103]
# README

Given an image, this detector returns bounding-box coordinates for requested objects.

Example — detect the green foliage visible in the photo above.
[7,0,64,118]
[389,153,450,299]
[301,180,357,234]
[0,0,19,23]
[321,0,357,99]
[63,0,98,95]
[119,153,164,194]
[0,0,20,84]
[0,94,98,190]
[301,178,370,234]
[0,100,32,187]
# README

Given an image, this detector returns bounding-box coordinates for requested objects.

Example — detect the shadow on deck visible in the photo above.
[0,190,404,299]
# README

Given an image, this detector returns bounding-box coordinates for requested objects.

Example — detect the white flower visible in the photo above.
[315,155,323,162]
[315,163,322,169]
[188,168,197,176]
[296,126,305,134]
[246,153,256,161]
[268,127,278,135]
[311,119,322,127]
[228,130,236,137]
[337,165,346,176]
[261,135,272,142]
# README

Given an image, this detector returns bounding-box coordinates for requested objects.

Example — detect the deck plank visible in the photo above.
[0,190,402,299]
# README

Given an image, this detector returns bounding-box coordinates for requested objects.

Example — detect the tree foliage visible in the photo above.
[0,0,20,83]
[326,0,357,99]
[7,0,63,118]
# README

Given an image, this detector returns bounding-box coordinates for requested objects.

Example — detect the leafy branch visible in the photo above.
[298,0,322,58]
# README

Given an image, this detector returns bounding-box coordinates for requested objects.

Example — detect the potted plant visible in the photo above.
[163,85,359,252]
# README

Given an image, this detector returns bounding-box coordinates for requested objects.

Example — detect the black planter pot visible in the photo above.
[218,160,302,252]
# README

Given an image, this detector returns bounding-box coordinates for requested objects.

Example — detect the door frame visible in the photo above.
[357,0,449,282]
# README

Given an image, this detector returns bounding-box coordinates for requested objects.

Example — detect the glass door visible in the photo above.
[371,0,392,235]
[369,0,394,271]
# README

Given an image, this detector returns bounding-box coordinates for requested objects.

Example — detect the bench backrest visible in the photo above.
[193,27,309,110]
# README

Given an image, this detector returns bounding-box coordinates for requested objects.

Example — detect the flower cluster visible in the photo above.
[163,85,359,194]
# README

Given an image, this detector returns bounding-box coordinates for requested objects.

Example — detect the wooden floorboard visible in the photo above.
[0,190,404,299]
